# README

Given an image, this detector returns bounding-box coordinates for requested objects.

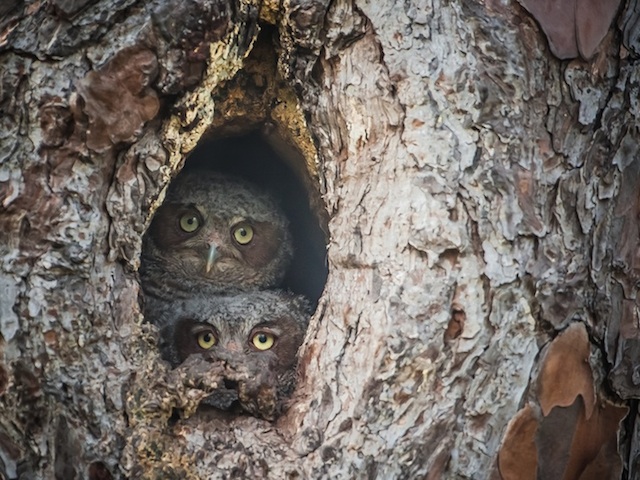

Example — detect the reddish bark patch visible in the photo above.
[497,405,537,480]
[76,47,160,152]
[43,330,58,349]
[40,96,73,147]
[537,323,594,418]
[575,0,622,59]
[518,0,621,59]
[444,304,465,342]
[497,323,628,479]
[561,398,627,479]
[0,164,65,254]
[0,363,8,395]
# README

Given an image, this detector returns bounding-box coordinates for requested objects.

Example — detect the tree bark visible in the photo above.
[1,0,638,478]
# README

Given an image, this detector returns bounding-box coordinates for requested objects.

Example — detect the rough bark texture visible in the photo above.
[1,0,640,478]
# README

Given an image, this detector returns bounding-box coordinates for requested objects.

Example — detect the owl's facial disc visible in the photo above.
[205,243,219,274]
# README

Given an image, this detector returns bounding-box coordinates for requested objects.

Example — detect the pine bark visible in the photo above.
[1,0,639,478]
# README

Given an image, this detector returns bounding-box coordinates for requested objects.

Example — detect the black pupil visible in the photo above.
[202,333,211,343]
[258,334,267,343]
[238,228,247,237]
[187,217,196,226]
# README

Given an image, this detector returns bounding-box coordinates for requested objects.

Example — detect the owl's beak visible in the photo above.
[205,244,218,273]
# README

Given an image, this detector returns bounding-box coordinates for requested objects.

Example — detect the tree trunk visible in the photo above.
[1,0,638,478]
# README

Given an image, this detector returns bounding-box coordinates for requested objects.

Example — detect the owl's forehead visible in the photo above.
[177,292,305,328]
[204,313,258,337]
[211,297,290,321]
[168,172,280,221]
[196,302,288,337]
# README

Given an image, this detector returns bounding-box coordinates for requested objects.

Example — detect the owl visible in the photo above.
[154,290,310,420]
[140,169,293,304]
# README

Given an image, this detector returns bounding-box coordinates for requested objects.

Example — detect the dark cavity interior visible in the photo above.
[182,130,328,306]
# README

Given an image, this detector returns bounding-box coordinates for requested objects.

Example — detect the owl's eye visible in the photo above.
[179,212,201,233]
[232,224,254,245]
[251,331,275,351]
[197,330,216,350]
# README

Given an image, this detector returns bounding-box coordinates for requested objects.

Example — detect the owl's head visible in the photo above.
[157,291,310,370]
[155,291,310,418]
[142,170,293,293]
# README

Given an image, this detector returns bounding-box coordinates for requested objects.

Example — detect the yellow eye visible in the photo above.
[251,332,275,351]
[233,224,254,245]
[197,331,216,350]
[179,212,201,233]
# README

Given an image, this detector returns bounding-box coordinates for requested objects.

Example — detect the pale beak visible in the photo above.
[205,244,218,274]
